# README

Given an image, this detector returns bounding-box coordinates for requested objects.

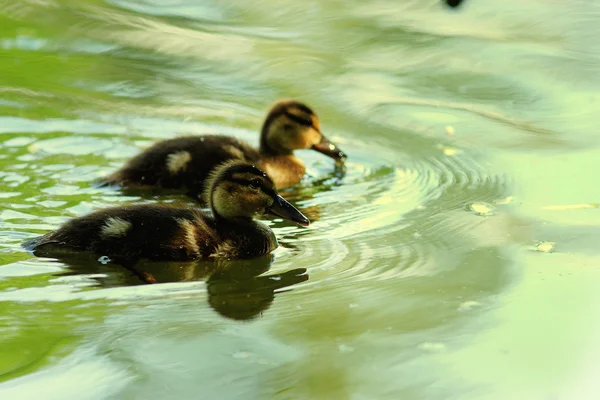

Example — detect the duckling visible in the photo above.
[24,161,309,262]
[98,99,346,197]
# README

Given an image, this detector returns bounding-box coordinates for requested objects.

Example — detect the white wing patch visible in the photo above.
[166,151,192,174]
[100,217,132,238]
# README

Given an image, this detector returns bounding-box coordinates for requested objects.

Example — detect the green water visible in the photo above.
[1,0,600,398]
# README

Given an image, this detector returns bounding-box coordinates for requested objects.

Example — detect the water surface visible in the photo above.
[1,0,600,398]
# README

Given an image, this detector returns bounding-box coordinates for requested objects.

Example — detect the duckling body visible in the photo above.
[24,162,309,262]
[24,204,274,260]
[99,100,345,197]
[105,135,261,197]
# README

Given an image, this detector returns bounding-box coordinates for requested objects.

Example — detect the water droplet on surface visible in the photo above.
[468,202,495,216]
[97,256,111,264]
[495,196,514,205]
[536,241,555,253]
[419,342,446,352]
[441,146,458,156]
[458,300,481,311]
[338,344,355,353]
[232,351,253,359]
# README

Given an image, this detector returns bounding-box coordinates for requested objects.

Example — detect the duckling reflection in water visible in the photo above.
[136,255,309,321]
[51,253,309,321]
[207,261,308,321]
[23,161,309,262]
[98,99,347,198]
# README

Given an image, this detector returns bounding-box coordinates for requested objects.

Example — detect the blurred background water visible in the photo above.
[1,0,600,398]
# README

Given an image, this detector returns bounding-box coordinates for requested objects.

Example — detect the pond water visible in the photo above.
[1,0,600,398]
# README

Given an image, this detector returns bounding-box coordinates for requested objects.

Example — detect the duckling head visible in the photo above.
[205,161,310,226]
[259,99,346,161]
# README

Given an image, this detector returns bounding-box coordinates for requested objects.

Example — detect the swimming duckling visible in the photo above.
[99,99,346,197]
[24,161,309,262]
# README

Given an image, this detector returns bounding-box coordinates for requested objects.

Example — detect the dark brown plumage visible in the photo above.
[102,135,261,197]
[24,161,309,262]
[98,99,346,197]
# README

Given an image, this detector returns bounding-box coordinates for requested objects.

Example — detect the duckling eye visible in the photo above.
[297,116,313,126]
[248,179,261,190]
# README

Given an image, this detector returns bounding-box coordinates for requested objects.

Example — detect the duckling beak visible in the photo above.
[312,135,347,161]
[267,195,310,226]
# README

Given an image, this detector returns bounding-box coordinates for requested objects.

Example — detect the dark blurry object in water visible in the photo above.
[444,0,465,8]
[47,252,309,321]
[207,262,308,321]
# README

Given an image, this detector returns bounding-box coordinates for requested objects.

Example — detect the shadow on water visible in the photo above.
[50,253,309,321]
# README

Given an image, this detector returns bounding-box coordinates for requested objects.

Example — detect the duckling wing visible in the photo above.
[100,135,261,196]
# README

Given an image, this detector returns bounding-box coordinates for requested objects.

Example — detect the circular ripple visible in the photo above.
[4,118,514,304]
[269,134,514,286]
